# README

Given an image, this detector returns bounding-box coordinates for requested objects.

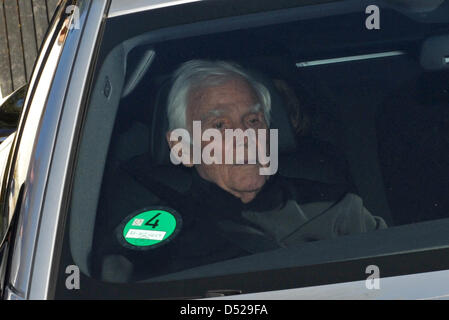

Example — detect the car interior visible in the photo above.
[66,1,449,284]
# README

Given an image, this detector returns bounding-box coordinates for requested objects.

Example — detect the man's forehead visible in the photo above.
[191,76,257,102]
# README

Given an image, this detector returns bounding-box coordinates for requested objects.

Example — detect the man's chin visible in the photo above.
[230,165,267,191]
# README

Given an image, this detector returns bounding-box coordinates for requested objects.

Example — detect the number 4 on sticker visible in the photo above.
[145,213,161,228]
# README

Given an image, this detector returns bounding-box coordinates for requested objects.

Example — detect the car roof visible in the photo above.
[108,0,449,22]
[108,0,202,18]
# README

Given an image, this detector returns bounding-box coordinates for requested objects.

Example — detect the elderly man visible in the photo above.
[94,60,386,282]
[164,59,386,239]
[166,60,275,203]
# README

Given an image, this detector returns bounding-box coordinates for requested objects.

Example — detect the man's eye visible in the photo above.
[248,117,260,126]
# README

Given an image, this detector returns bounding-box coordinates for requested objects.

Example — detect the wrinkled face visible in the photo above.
[181,76,269,203]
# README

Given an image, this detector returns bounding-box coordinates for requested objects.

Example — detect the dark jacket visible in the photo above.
[92,158,386,282]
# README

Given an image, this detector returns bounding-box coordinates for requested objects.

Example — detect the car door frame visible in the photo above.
[0,0,67,299]
[22,0,110,300]
[1,0,110,300]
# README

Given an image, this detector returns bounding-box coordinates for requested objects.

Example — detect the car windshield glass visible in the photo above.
[56,0,449,299]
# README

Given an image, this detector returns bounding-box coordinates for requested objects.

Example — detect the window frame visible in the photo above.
[1,0,109,300]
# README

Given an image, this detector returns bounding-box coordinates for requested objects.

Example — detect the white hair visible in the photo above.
[166,60,271,131]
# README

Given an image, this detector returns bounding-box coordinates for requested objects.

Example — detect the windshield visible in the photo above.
[55,0,449,299]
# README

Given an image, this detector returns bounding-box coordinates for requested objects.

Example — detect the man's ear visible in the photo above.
[166,130,194,168]
[166,130,176,150]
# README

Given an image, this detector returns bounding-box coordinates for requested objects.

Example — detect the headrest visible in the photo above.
[421,34,449,71]
[149,77,172,165]
[148,69,298,165]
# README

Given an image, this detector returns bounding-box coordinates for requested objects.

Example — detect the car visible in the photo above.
[1,0,449,300]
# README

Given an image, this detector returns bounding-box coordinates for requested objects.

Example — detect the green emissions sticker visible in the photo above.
[120,207,181,250]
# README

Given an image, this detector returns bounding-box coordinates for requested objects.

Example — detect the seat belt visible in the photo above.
[120,163,280,254]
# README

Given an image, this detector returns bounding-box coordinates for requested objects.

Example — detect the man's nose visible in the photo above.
[236,121,250,144]
[233,120,248,131]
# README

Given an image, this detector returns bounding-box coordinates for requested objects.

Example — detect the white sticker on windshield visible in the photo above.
[125,229,166,241]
